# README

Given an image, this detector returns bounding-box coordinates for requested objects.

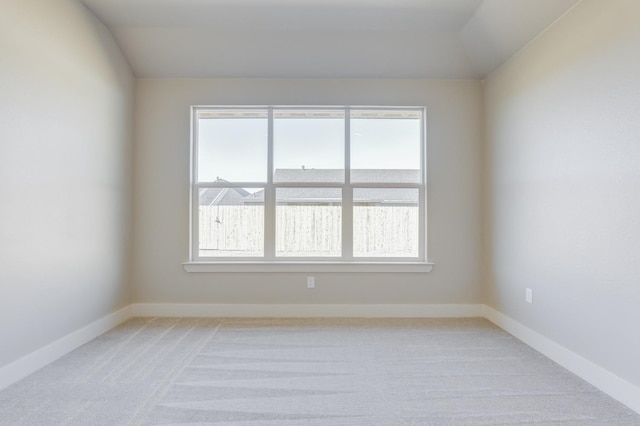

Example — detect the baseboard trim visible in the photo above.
[483,305,640,415]
[0,305,133,392]
[131,303,484,318]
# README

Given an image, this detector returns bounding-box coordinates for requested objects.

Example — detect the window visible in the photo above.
[188,106,429,271]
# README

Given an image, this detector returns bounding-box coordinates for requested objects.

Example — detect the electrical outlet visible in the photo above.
[307,276,315,289]
[526,288,533,304]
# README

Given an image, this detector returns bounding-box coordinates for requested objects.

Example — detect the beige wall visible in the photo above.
[132,78,483,304]
[484,0,640,387]
[0,0,134,367]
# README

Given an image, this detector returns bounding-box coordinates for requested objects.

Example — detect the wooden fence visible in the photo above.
[199,205,418,257]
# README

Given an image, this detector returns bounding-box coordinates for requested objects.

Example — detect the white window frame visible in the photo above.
[184,105,433,273]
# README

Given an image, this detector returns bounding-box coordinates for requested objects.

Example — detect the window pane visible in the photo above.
[199,187,263,257]
[350,109,421,183]
[276,188,341,257]
[274,109,345,183]
[353,188,419,257]
[197,109,268,183]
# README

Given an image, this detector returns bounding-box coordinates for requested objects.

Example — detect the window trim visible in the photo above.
[187,105,431,272]
[183,261,433,273]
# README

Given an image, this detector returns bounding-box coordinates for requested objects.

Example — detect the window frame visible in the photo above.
[186,105,433,272]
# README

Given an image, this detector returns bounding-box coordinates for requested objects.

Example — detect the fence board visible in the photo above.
[199,205,418,257]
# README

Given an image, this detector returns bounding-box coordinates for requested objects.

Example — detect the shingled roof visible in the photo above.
[242,169,421,205]
[199,178,250,206]
[273,168,420,184]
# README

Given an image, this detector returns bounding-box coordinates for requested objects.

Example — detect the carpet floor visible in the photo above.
[1,317,639,425]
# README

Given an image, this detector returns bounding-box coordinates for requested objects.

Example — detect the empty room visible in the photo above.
[1,0,639,424]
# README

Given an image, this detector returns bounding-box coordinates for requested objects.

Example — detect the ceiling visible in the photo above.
[80,0,581,79]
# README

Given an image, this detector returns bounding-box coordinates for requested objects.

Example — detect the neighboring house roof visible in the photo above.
[199,179,250,206]
[244,188,341,205]
[242,169,420,205]
[273,168,420,184]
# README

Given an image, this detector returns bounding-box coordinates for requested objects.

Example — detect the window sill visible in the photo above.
[183,261,434,273]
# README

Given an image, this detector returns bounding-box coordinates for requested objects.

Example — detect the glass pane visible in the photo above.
[350,109,422,183]
[197,109,268,183]
[353,188,419,257]
[276,188,341,257]
[274,109,345,183]
[198,187,263,257]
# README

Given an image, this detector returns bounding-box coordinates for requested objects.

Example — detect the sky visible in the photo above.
[197,116,422,186]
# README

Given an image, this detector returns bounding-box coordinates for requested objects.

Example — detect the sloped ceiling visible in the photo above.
[80,0,581,79]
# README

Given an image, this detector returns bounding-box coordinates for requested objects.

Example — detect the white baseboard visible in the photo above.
[0,305,133,392]
[131,303,484,318]
[483,305,640,415]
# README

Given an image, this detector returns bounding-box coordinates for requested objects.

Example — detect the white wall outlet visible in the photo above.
[307,276,315,289]
[526,288,533,304]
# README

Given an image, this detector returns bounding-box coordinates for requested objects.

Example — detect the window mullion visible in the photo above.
[421,107,427,261]
[191,107,200,261]
[264,107,276,259]
[342,107,353,260]
[418,184,426,262]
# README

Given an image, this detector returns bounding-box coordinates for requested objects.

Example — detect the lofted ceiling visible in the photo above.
[80,0,581,79]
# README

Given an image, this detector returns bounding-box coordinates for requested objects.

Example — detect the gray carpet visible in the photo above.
[1,317,639,425]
